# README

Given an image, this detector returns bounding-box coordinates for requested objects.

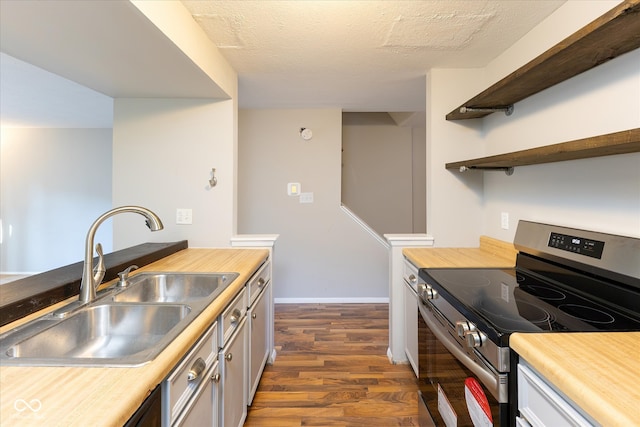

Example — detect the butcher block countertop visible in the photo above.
[511,332,640,427]
[403,235,518,268]
[0,248,268,426]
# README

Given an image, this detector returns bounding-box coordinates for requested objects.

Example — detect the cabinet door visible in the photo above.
[404,281,418,377]
[220,317,247,427]
[175,362,220,427]
[248,282,270,405]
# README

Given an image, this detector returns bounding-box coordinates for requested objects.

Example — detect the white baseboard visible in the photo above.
[274,297,389,304]
[387,347,409,365]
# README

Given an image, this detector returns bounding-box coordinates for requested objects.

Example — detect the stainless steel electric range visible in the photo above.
[417,220,640,426]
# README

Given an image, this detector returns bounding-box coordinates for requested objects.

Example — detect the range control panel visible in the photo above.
[548,232,605,259]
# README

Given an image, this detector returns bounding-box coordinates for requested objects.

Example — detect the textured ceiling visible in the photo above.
[1,0,566,127]
[182,0,566,112]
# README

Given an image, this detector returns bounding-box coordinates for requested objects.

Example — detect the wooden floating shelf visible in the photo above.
[446,0,640,120]
[446,128,640,173]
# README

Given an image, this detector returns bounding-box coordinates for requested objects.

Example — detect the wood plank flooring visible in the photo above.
[245,303,420,426]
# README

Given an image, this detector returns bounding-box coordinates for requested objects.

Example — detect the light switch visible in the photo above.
[287,182,301,196]
[501,212,509,230]
[176,208,193,225]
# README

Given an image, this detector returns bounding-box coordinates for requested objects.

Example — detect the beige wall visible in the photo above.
[411,126,426,233]
[341,123,414,234]
[238,109,389,301]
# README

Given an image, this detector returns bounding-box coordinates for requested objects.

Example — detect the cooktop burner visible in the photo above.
[422,266,640,336]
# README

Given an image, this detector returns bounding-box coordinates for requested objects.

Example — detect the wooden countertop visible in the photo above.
[511,332,640,427]
[403,236,517,268]
[0,248,269,426]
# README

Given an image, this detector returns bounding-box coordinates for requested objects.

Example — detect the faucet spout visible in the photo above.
[79,206,164,304]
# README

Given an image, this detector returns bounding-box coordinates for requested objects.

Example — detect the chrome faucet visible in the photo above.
[79,206,164,304]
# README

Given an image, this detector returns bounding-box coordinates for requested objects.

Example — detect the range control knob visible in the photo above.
[424,285,438,300]
[417,283,427,294]
[465,330,486,348]
[417,283,438,301]
[455,321,476,338]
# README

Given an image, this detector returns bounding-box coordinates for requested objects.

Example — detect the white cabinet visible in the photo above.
[248,280,270,404]
[384,234,433,364]
[246,260,271,405]
[517,361,597,427]
[220,316,247,427]
[160,249,275,427]
[162,323,219,426]
[403,258,419,377]
[219,288,248,427]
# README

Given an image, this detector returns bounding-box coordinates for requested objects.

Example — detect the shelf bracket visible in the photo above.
[459,105,514,116]
[459,166,515,176]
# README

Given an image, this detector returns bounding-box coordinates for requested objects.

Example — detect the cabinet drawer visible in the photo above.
[247,260,270,306]
[174,361,219,427]
[517,362,595,427]
[221,288,247,345]
[403,258,420,292]
[164,322,218,425]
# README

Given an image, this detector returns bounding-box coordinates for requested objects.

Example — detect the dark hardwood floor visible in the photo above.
[245,303,420,426]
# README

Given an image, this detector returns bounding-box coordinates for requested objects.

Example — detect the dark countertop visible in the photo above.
[0,241,188,326]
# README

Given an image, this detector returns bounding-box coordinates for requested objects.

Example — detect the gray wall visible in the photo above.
[0,127,112,272]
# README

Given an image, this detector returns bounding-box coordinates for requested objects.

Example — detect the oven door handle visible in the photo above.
[419,302,506,403]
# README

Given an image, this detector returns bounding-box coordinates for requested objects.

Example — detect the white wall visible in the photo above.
[427,0,640,244]
[238,109,388,301]
[0,127,112,272]
[112,98,237,249]
[342,123,414,234]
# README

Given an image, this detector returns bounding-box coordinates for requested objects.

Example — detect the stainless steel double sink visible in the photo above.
[0,272,238,367]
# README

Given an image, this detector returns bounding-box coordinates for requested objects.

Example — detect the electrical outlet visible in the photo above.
[501,212,509,230]
[176,208,193,225]
[300,192,314,204]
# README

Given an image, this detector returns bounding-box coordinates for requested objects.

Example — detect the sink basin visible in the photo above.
[112,272,239,303]
[2,303,191,366]
[0,271,239,367]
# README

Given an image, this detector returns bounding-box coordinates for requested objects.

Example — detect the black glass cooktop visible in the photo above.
[420,265,640,336]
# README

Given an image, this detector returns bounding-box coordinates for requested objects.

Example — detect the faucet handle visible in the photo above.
[92,243,106,289]
[117,265,139,288]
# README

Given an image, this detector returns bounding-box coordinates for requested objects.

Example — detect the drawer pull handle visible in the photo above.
[187,358,206,382]
[408,274,417,283]
[211,373,221,383]
[252,313,257,319]
[257,277,265,287]
[225,353,233,361]
[230,308,242,324]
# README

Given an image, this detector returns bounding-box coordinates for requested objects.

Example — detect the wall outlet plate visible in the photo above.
[176,208,193,225]
[300,192,314,204]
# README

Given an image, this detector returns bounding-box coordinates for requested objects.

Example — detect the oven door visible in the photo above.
[418,299,510,426]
